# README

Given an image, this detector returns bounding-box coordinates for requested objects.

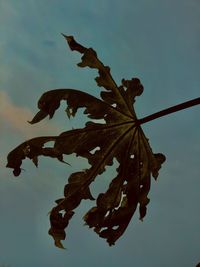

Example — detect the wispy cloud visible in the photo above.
[0,90,59,139]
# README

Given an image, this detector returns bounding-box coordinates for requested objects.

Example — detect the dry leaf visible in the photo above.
[7,35,165,248]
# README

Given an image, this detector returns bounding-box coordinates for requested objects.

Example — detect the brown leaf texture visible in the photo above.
[7,35,166,248]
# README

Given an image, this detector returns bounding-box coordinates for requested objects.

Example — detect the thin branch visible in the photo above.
[138,97,200,125]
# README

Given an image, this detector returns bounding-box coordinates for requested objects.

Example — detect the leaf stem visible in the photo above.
[138,97,200,125]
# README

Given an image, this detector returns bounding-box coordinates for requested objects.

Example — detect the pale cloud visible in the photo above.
[0,90,59,139]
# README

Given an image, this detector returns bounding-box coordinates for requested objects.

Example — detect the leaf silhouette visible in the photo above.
[7,35,166,248]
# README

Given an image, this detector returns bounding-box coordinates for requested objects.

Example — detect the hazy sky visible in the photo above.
[0,0,200,267]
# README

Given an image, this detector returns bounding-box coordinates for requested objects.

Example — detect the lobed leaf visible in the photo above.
[7,35,166,248]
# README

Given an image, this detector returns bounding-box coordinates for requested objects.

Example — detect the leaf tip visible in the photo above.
[55,240,66,250]
[13,168,21,177]
[62,34,86,53]
[61,33,71,41]
[28,110,48,124]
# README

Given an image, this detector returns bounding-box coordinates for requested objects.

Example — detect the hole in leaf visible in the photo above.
[115,192,127,210]
[59,210,65,217]
[100,227,108,231]
[43,141,55,148]
[111,103,117,108]
[68,108,73,114]
[90,146,100,154]
[90,158,119,198]
[105,210,110,217]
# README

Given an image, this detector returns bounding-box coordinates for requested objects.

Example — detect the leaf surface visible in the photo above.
[7,35,165,248]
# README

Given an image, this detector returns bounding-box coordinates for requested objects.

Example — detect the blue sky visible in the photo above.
[0,0,200,266]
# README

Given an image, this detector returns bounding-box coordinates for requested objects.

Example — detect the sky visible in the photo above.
[0,0,200,266]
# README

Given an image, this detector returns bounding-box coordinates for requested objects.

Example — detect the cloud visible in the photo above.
[0,90,59,139]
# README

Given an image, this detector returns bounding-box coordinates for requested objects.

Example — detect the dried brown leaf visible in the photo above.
[7,35,165,248]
